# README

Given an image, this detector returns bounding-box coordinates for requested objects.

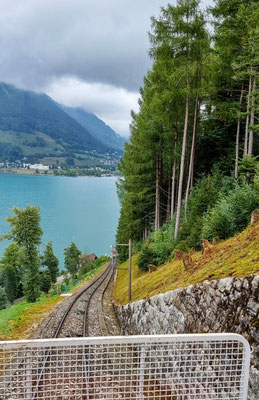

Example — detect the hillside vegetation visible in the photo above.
[114,221,259,305]
[0,82,124,165]
[116,0,259,266]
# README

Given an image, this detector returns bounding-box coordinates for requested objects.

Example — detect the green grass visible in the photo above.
[0,130,64,156]
[0,295,61,340]
[0,263,107,340]
[114,222,259,305]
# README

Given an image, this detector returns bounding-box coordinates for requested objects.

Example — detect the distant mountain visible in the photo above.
[0,83,118,162]
[60,105,125,152]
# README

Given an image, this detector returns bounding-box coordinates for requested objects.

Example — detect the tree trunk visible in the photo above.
[185,92,199,215]
[170,160,176,219]
[174,93,189,239]
[244,74,252,156]
[155,154,162,231]
[248,77,256,156]
[235,85,244,178]
[166,174,171,220]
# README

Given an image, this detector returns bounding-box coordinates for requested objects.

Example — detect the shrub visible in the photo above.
[202,184,259,240]
[150,241,172,265]
[79,261,95,278]
[137,240,172,272]
[137,246,157,272]
[48,286,58,296]
[177,172,235,249]
[94,256,110,268]
[0,287,8,310]
[174,241,190,253]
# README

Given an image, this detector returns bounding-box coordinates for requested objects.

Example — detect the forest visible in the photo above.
[116,0,259,263]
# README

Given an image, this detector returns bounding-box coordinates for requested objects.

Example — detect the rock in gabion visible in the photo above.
[114,274,259,400]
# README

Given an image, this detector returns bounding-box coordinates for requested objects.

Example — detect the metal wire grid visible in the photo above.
[0,334,250,400]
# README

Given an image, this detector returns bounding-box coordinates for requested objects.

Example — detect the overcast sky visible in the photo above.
[0,0,213,137]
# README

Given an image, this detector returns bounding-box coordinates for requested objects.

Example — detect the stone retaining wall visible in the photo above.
[114,275,259,400]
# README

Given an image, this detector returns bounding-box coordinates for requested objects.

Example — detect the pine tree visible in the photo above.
[42,242,59,283]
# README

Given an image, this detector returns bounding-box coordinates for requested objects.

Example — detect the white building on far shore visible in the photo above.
[23,163,49,171]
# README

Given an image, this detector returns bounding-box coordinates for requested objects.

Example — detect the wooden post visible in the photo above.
[128,239,132,302]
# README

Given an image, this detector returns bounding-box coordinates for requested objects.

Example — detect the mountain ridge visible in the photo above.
[60,105,125,152]
[0,82,124,163]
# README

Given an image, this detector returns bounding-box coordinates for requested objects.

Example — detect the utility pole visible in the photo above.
[128,239,132,301]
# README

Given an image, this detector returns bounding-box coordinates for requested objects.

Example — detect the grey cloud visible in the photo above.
[0,0,214,136]
[45,77,139,136]
[0,0,170,92]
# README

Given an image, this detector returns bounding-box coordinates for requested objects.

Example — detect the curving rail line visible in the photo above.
[32,261,114,399]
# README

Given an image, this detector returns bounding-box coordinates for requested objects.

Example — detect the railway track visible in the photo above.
[1,261,121,399]
[30,261,120,399]
[56,261,115,338]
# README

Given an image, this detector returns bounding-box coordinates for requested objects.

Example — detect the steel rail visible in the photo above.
[55,261,113,338]
[32,261,113,399]
[83,262,114,336]
[82,262,114,399]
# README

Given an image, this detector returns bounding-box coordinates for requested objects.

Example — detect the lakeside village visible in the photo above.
[0,155,120,177]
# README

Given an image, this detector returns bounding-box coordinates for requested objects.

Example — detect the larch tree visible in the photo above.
[3,206,43,302]
[150,0,209,239]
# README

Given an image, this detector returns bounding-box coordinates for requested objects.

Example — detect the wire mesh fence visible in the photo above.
[0,334,250,400]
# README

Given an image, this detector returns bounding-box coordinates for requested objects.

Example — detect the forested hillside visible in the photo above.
[116,0,259,262]
[60,105,125,152]
[0,83,123,163]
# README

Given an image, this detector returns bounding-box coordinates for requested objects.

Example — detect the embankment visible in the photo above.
[115,275,259,400]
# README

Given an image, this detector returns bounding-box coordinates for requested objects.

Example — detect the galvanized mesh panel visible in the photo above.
[0,334,250,399]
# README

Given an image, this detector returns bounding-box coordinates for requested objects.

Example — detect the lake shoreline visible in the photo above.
[0,169,118,178]
[0,174,120,266]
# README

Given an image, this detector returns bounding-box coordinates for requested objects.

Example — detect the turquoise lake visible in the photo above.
[0,174,120,268]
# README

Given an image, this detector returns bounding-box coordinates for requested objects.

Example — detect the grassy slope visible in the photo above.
[0,130,64,156]
[114,222,259,305]
[0,264,104,340]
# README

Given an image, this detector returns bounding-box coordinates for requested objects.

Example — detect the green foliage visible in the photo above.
[202,184,259,240]
[138,232,172,272]
[3,206,43,303]
[137,246,157,272]
[40,270,52,294]
[0,142,23,162]
[0,243,21,303]
[64,242,81,279]
[22,247,41,303]
[0,287,8,310]
[41,242,59,283]
[238,156,259,184]
[178,172,235,248]
[116,0,259,256]
[93,255,110,268]
[78,261,95,278]
[174,241,190,253]
[48,286,58,296]
[4,206,43,247]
